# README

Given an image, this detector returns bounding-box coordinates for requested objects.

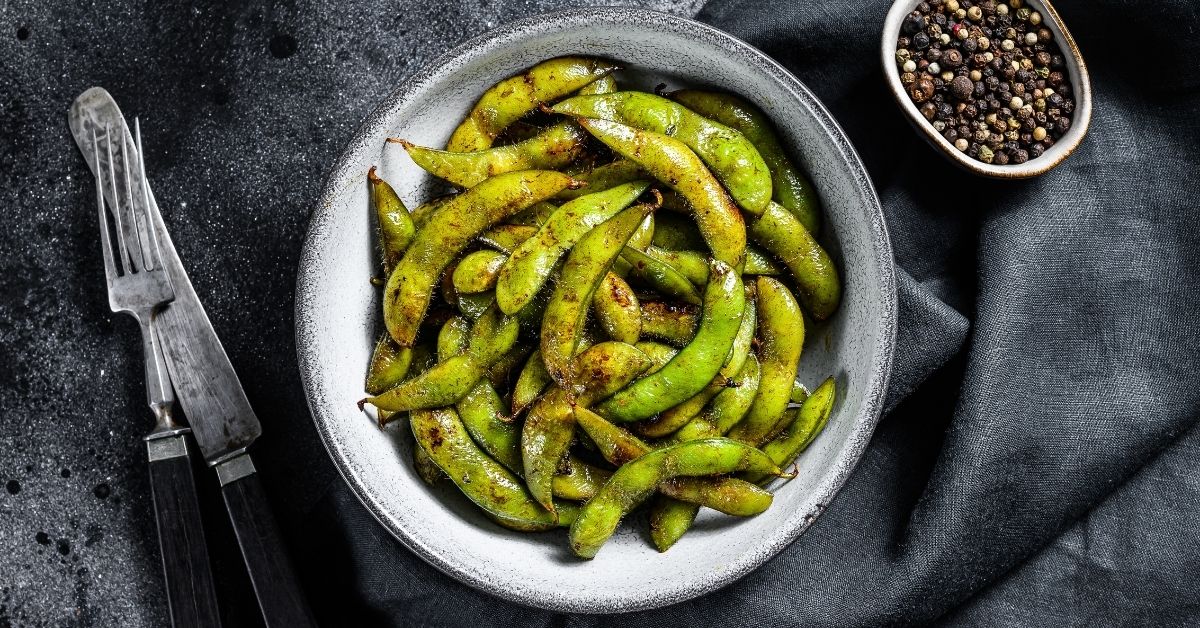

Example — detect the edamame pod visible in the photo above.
[791,380,810,404]
[728,277,805,445]
[456,376,521,472]
[568,438,780,558]
[436,315,471,360]
[644,247,780,285]
[639,302,699,346]
[413,443,445,485]
[552,458,613,501]
[574,118,746,268]
[670,90,823,235]
[745,377,836,484]
[540,203,653,387]
[478,224,539,254]
[393,122,588,188]
[748,202,840,320]
[595,261,745,422]
[592,272,641,344]
[577,74,618,96]
[554,92,772,214]
[410,193,454,229]
[671,354,762,443]
[411,407,559,531]
[507,200,558,226]
[523,341,652,510]
[638,303,757,438]
[497,181,650,314]
[452,250,507,294]
[650,212,706,251]
[512,350,552,417]
[365,335,413,395]
[367,306,519,413]
[368,167,415,274]
[620,246,702,305]
[383,170,579,346]
[556,159,647,201]
[456,291,494,320]
[633,341,678,373]
[447,56,620,152]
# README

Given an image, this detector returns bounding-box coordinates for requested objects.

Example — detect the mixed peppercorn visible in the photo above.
[894,0,1076,165]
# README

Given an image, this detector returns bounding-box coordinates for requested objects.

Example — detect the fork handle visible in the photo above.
[217,453,316,628]
[146,432,222,628]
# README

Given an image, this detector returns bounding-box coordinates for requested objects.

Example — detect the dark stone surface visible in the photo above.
[0,1,699,625]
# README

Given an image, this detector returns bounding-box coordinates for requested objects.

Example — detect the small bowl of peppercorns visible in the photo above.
[882,0,1091,178]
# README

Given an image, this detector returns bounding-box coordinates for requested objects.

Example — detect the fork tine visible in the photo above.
[105,124,133,275]
[134,118,163,271]
[120,126,147,273]
[93,128,118,284]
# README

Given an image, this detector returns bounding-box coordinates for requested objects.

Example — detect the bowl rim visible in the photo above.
[296,6,898,613]
[880,0,1093,178]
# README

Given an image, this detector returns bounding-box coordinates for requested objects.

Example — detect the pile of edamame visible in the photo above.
[360,56,841,558]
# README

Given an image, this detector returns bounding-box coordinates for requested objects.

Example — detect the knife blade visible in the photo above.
[69,88,316,628]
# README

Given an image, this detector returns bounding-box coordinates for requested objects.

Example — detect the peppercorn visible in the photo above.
[962,36,978,53]
[1048,71,1064,86]
[1055,117,1071,133]
[1030,143,1044,158]
[943,48,963,67]
[1012,148,1029,163]
[920,102,937,120]
[910,76,936,102]
[913,31,931,49]
[949,75,974,100]
[926,47,943,61]
[903,12,926,34]
[1038,27,1053,41]
[1032,126,1047,141]
[978,145,994,163]
[994,150,1009,165]
[967,6,983,21]
[969,69,982,81]
[901,71,917,86]
[954,138,969,151]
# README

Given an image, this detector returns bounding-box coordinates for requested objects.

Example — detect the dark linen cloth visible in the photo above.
[299,1,1200,626]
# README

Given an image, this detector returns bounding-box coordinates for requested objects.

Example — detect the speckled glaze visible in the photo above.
[296,8,896,614]
[882,0,1092,178]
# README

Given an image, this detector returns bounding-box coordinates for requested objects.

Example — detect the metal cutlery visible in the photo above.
[89,119,221,628]
[70,88,316,628]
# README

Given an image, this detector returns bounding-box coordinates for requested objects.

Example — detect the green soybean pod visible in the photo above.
[748,202,840,320]
[436,315,471,360]
[639,302,699,347]
[452,250,507,295]
[574,118,746,269]
[577,74,618,95]
[638,303,757,439]
[620,246,702,305]
[456,376,521,473]
[393,122,588,188]
[412,443,445,485]
[641,247,709,286]
[383,170,579,346]
[746,246,783,275]
[727,277,805,445]
[790,380,810,404]
[595,261,745,422]
[650,212,707,251]
[365,336,414,395]
[522,341,651,511]
[745,377,836,484]
[411,407,559,531]
[633,341,679,373]
[447,56,620,152]
[592,272,641,344]
[512,350,552,417]
[410,193,455,229]
[540,203,654,387]
[568,438,780,558]
[556,159,647,201]
[670,353,763,443]
[456,291,494,321]
[554,91,772,214]
[496,181,650,315]
[670,90,823,235]
[507,200,558,227]
[368,167,415,274]
[552,458,613,501]
[477,224,539,254]
[367,306,519,414]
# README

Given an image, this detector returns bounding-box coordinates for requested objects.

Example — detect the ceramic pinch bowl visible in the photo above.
[297,7,896,613]
[882,0,1092,178]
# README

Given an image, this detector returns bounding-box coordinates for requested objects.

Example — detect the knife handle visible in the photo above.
[146,432,222,628]
[217,453,317,628]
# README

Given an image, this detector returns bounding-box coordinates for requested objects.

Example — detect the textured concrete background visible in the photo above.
[0,1,700,625]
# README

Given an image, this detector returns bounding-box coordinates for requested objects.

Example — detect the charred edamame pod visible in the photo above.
[592,272,642,344]
[452,250,507,295]
[748,202,840,320]
[368,167,416,274]
[447,56,620,152]
[728,277,805,445]
[384,170,579,346]
[393,122,588,188]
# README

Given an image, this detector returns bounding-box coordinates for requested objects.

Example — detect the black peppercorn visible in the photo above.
[903,12,926,34]
[944,128,958,142]
[950,75,974,100]
[943,48,963,67]
[1051,54,1065,68]
[994,150,1009,165]
[1030,144,1044,158]
[926,47,943,61]
[1055,117,1071,133]
[1035,51,1052,67]
[962,37,979,53]
[910,76,936,103]
[913,32,931,49]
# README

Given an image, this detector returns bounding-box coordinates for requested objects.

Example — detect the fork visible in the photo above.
[94,120,222,628]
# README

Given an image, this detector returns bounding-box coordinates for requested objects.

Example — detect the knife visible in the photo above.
[69,88,317,628]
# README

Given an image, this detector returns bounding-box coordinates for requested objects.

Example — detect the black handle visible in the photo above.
[146,433,222,628]
[218,454,316,628]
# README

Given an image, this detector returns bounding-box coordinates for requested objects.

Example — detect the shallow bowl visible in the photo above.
[297,7,896,613]
[881,0,1092,178]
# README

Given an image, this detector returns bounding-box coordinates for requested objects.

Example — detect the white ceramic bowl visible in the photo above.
[296,7,896,613]
[881,0,1092,178]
